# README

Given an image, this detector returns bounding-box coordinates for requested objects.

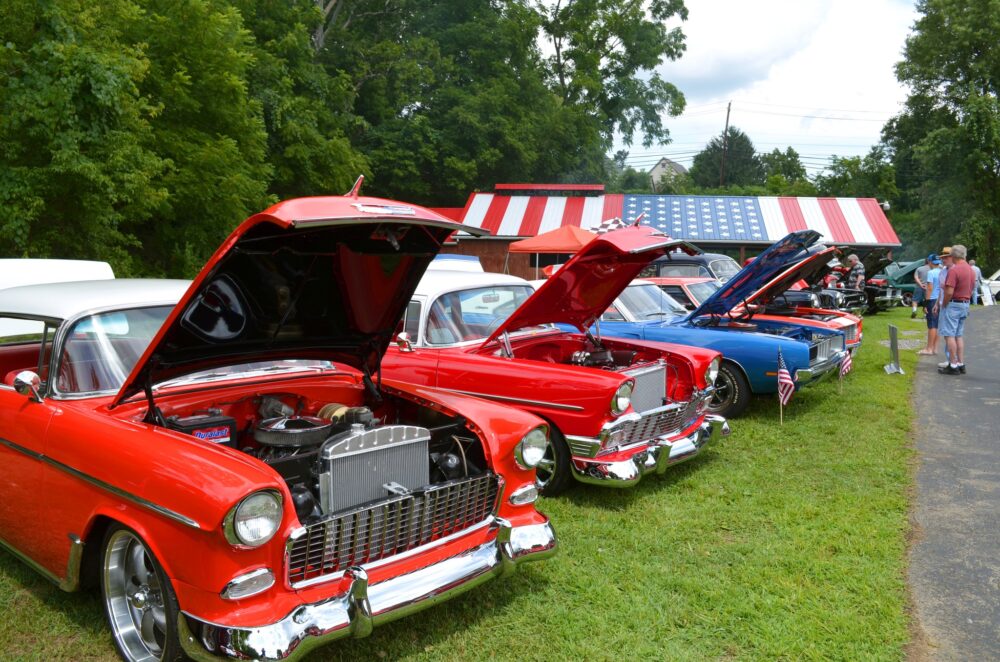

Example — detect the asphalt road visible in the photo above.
[909,304,1000,660]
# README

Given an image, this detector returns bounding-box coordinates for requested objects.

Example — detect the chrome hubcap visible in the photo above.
[104,531,167,661]
[710,372,734,412]
[534,442,556,489]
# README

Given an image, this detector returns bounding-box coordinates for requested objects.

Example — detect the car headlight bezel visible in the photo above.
[704,357,720,387]
[610,381,633,416]
[514,426,549,470]
[223,490,283,548]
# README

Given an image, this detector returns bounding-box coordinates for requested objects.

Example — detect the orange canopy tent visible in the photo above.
[506,225,597,277]
[508,225,597,253]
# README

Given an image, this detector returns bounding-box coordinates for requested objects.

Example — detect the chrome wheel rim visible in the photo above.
[709,371,735,414]
[534,441,556,490]
[104,530,167,662]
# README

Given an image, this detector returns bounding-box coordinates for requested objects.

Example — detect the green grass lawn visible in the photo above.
[0,308,920,661]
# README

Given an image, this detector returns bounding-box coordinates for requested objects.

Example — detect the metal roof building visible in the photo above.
[456,184,900,248]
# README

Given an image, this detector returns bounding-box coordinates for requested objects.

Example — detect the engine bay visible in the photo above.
[146,385,489,526]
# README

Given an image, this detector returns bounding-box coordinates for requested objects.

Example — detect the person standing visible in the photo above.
[937,245,974,375]
[918,255,942,355]
[912,254,932,318]
[969,259,983,305]
[846,254,866,289]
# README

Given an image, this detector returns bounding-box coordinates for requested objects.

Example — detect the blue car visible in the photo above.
[583,230,848,417]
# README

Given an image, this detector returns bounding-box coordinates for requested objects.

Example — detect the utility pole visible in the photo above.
[719,101,732,187]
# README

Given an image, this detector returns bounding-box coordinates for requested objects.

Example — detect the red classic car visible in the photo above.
[0,192,556,662]
[382,226,730,495]
[648,245,863,354]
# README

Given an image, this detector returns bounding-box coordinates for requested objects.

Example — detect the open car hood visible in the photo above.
[688,230,822,318]
[113,193,482,407]
[747,246,839,304]
[484,226,698,343]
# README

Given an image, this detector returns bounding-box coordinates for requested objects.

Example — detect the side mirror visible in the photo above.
[395,332,414,352]
[13,371,43,402]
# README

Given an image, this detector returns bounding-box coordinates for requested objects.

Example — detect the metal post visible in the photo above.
[884,324,905,374]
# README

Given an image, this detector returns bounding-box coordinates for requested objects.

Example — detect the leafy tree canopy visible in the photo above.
[688,126,764,188]
[883,0,1000,265]
[761,147,807,182]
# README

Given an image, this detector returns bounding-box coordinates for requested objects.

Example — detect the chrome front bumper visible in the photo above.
[794,349,847,385]
[571,415,729,488]
[179,519,556,661]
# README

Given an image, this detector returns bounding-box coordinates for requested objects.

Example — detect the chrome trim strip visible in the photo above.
[0,437,201,530]
[0,532,83,592]
[444,389,585,412]
[288,517,496,590]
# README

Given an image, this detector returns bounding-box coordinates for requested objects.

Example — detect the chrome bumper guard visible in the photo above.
[570,415,729,488]
[794,349,847,385]
[179,519,556,661]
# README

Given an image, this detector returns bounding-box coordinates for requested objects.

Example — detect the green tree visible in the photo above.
[761,147,807,182]
[813,147,898,200]
[126,0,272,276]
[883,0,1000,264]
[233,0,368,198]
[688,127,764,188]
[536,0,689,148]
[323,0,605,204]
[0,1,166,272]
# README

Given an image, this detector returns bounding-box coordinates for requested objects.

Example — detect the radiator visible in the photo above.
[319,425,430,514]
[623,361,667,413]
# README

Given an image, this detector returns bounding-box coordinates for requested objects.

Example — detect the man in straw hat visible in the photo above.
[936,245,974,374]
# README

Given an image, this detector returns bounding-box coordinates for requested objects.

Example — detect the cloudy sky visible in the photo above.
[621,0,920,177]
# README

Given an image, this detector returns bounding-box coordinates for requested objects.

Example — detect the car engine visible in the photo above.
[161,391,488,528]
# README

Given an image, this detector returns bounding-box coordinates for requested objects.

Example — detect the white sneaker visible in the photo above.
[938,361,949,368]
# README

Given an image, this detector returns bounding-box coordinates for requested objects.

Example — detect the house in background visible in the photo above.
[649,158,688,193]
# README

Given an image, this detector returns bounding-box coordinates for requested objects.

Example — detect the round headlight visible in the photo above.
[225,491,282,548]
[611,381,633,415]
[705,357,720,386]
[515,426,549,469]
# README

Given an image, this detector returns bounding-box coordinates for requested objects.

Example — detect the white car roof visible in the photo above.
[0,259,114,290]
[414,269,530,299]
[0,279,190,320]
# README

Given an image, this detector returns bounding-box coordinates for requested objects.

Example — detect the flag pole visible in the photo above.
[779,399,783,425]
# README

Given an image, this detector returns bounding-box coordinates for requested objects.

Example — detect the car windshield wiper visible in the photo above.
[644,311,671,318]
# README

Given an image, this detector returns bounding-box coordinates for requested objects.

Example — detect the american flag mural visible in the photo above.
[459,193,899,246]
[777,349,795,406]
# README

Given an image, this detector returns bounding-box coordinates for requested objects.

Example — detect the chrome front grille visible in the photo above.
[623,361,666,413]
[810,334,845,364]
[601,400,700,453]
[287,473,500,587]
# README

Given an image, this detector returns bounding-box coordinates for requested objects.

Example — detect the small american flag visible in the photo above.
[777,349,795,406]
[840,350,853,378]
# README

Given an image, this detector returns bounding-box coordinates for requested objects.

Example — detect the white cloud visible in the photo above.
[623,0,920,176]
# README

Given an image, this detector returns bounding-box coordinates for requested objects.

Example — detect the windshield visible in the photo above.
[426,285,544,344]
[57,306,333,395]
[656,263,708,278]
[687,280,721,305]
[710,258,741,281]
[58,307,172,394]
[618,284,688,319]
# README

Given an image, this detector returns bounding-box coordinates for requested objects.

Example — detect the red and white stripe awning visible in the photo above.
[459,193,900,246]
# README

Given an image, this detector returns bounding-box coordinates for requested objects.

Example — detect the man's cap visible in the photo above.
[931,257,942,265]
[927,253,937,262]
[940,246,952,257]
